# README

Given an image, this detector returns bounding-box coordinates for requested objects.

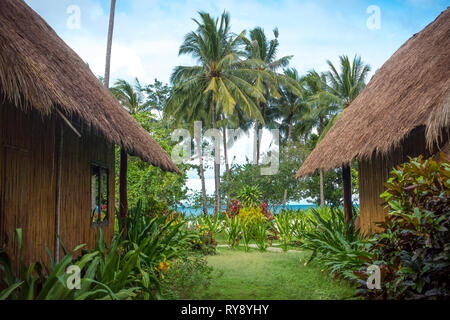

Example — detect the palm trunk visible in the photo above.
[103,0,126,236]
[103,0,116,88]
[319,169,325,207]
[282,116,293,210]
[222,124,231,209]
[212,100,221,214]
[342,164,353,222]
[119,149,128,238]
[318,118,325,207]
[253,119,259,165]
[195,133,208,216]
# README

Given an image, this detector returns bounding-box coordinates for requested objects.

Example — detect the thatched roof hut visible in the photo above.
[0,0,180,268]
[296,8,450,233]
[0,0,180,174]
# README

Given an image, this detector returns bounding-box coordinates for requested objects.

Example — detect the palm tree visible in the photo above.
[325,55,371,220]
[326,55,370,108]
[220,106,254,208]
[302,70,341,206]
[170,11,269,213]
[103,0,125,236]
[244,27,294,164]
[165,91,212,215]
[111,78,151,114]
[270,68,307,209]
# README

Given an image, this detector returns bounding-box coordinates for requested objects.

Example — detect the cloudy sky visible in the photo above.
[25,0,448,199]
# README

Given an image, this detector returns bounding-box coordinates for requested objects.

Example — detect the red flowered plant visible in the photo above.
[260,202,274,221]
[225,199,242,218]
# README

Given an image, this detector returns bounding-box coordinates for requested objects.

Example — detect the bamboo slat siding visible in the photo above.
[1,101,115,268]
[0,102,56,267]
[59,125,115,257]
[358,126,437,234]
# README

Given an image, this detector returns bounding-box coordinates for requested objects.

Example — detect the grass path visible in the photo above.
[193,248,356,300]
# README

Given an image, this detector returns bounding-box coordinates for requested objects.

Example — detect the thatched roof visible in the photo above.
[0,0,181,174]
[296,8,450,178]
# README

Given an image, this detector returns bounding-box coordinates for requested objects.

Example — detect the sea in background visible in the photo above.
[176,204,316,216]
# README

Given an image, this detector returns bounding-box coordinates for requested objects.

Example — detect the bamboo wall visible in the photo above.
[0,101,115,268]
[358,126,436,234]
[0,102,57,267]
[59,123,115,257]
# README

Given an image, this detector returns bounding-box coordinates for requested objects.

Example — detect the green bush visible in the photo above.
[0,229,141,300]
[224,215,243,248]
[354,155,450,300]
[274,211,297,252]
[189,224,217,255]
[301,207,370,280]
[1,207,195,300]
[159,254,213,300]
[238,185,262,208]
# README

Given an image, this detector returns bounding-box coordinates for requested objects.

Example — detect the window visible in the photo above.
[91,165,109,226]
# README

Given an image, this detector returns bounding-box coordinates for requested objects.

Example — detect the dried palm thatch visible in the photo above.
[296,8,450,178]
[0,0,181,174]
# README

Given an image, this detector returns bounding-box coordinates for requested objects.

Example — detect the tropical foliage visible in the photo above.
[354,155,450,299]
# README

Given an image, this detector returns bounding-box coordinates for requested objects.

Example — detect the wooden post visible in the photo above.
[55,125,63,263]
[342,164,353,222]
[119,149,128,238]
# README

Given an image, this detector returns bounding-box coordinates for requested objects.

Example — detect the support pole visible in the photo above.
[119,149,128,238]
[342,164,353,223]
[55,125,63,263]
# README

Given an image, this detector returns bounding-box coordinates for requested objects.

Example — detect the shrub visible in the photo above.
[238,185,262,207]
[354,154,450,300]
[159,254,213,300]
[224,215,243,248]
[200,213,224,237]
[274,211,297,252]
[190,224,217,255]
[225,199,242,218]
[239,207,264,223]
[0,229,142,300]
[301,207,370,280]
[253,219,270,252]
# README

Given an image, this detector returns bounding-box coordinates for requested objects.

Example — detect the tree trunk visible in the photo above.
[104,0,125,236]
[222,124,231,209]
[212,100,221,214]
[119,149,128,238]
[342,164,353,222]
[103,0,116,88]
[319,169,325,207]
[195,132,208,216]
[282,116,293,210]
[318,118,325,207]
[253,119,259,165]
[282,189,288,211]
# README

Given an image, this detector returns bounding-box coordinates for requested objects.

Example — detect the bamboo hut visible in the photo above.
[0,0,180,267]
[296,8,450,234]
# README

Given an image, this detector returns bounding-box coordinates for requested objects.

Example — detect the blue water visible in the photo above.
[176,204,316,216]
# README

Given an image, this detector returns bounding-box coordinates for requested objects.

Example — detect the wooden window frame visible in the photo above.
[90,163,110,228]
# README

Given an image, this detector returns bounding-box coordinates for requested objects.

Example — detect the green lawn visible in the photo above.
[191,247,356,300]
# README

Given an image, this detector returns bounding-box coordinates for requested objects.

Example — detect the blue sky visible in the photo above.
[25,0,449,200]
